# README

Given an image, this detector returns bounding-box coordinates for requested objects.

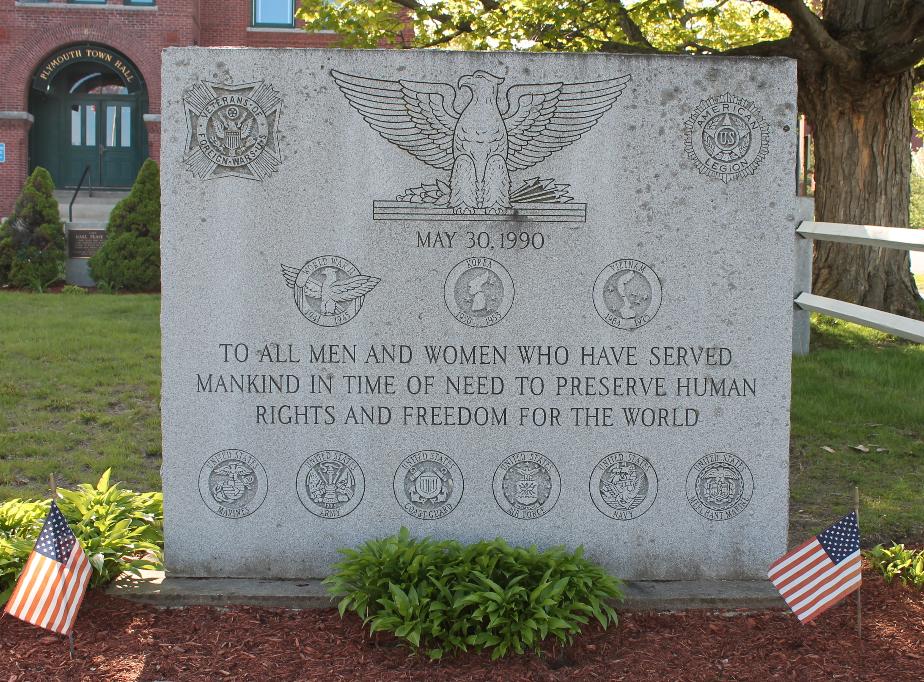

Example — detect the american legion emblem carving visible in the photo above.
[183,79,282,180]
[330,69,631,222]
[683,93,769,183]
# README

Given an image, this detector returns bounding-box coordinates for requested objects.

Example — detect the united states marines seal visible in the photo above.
[198,449,268,518]
[281,255,380,327]
[686,452,754,521]
[683,93,769,183]
[492,451,561,520]
[296,450,365,519]
[183,79,282,180]
[444,256,515,328]
[393,450,463,520]
[592,259,662,330]
[589,452,658,520]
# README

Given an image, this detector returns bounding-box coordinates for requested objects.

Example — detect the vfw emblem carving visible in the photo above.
[331,69,630,222]
[183,80,282,180]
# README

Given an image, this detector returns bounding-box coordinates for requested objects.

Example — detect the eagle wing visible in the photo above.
[281,264,321,298]
[328,275,381,303]
[502,75,630,171]
[330,70,459,171]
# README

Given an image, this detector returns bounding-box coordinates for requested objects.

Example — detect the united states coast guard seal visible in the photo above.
[444,257,514,328]
[198,449,268,518]
[683,93,769,183]
[686,452,754,521]
[593,259,662,330]
[296,450,365,519]
[281,255,380,327]
[589,452,658,520]
[492,451,561,520]
[183,79,282,180]
[394,450,463,520]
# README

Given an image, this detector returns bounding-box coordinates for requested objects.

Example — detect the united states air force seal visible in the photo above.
[281,255,380,327]
[296,450,365,519]
[183,79,282,180]
[444,257,514,328]
[199,449,268,518]
[492,451,561,520]
[686,452,754,521]
[393,450,463,520]
[683,93,769,183]
[589,452,658,520]
[593,259,662,330]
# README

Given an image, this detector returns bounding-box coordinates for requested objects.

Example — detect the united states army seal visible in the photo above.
[686,452,754,521]
[183,79,282,180]
[198,449,268,519]
[593,259,662,330]
[281,255,380,327]
[444,257,514,328]
[683,93,769,183]
[393,450,463,520]
[589,452,658,520]
[296,450,365,519]
[492,451,561,520]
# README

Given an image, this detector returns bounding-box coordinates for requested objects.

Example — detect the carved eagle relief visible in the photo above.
[330,70,630,214]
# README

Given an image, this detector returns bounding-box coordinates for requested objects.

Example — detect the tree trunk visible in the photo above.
[798,1,923,318]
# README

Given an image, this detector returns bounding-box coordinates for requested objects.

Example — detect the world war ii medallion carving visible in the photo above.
[686,452,754,521]
[683,93,769,183]
[296,450,365,519]
[394,450,464,520]
[281,255,380,327]
[330,69,631,222]
[593,259,662,330]
[493,451,561,520]
[183,79,282,180]
[589,452,658,520]
[444,257,515,328]
[198,449,268,518]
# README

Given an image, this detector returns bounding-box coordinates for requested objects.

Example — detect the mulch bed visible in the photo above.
[2,568,922,681]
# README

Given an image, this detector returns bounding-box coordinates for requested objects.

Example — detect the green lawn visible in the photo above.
[0,292,922,546]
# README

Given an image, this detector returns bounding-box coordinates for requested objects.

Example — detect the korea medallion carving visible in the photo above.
[683,93,769,183]
[686,452,754,521]
[394,450,464,520]
[589,452,658,520]
[445,257,514,328]
[330,69,631,222]
[183,79,282,180]
[593,259,662,330]
[281,255,380,327]
[198,449,268,518]
[493,451,561,520]
[296,450,365,519]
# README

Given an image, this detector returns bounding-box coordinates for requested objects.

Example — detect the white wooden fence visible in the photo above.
[793,207,924,353]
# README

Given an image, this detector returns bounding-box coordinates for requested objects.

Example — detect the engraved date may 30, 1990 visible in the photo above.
[417,230,546,250]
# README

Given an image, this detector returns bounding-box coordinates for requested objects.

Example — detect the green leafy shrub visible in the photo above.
[0,470,163,605]
[867,543,924,587]
[61,284,88,295]
[0,167,65,289]
[89,159,160,291]
[325,528,622,660]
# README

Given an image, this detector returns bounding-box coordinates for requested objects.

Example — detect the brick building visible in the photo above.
[0,0,339,215]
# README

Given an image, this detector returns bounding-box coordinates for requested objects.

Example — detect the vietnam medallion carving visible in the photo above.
[444,257,514,328]
[686,452,754,521]
[331,69,631,222]
[493,451,561,520]
[183,79,282,180]
[296,450,365,519]
[683,93,769,183]
[281,255,380,327]
[394,450,463,520]
[198,449,268,518]
[593,259,662,330]
[589,452,658,520]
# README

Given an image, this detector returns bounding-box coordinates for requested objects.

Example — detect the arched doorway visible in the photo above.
[29,44,147,189]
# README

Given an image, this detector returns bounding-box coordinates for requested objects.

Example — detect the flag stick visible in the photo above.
[855,486,861,638]
[49,473,57,498]
[69,632,75,660]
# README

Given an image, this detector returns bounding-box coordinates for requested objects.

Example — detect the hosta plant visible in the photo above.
[866,543,924,588]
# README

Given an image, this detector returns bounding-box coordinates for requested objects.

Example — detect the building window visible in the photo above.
[68,0,107,4]
[126,0,156,5]
[252,0,295,27]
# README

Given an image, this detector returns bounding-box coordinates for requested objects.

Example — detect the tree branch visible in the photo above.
[606,0,655,50]
[716,36,801,59]
[915,64,924,84]
[761,0,860,72]
[873,36,924,75]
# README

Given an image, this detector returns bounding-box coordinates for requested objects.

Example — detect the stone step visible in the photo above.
[55,190,128,223]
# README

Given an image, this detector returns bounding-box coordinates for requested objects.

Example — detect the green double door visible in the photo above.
[65,97,140,188]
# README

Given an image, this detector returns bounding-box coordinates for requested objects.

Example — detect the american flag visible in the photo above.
[3,502,92,636]
[768,512,862,623]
